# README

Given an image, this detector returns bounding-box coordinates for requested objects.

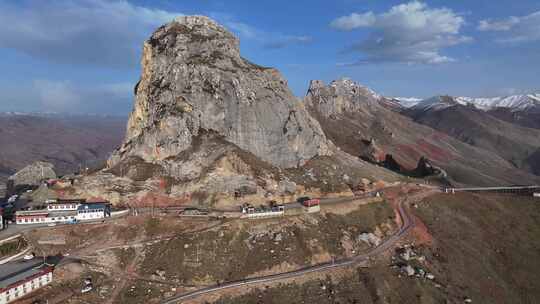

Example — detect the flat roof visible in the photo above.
[15,210,49,216]
[48,211,78,217]
[0,259,53,289]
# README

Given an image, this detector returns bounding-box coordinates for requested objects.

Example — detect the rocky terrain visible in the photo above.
[304,79,540,186]
[0,113,126,182]
[405,96,540,175]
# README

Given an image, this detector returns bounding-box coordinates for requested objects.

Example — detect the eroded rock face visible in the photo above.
[109,15,330,170]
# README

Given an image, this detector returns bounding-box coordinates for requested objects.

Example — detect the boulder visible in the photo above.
[401,265,415,276]
[358,232,382,247]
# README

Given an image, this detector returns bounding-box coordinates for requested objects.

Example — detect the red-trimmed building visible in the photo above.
[14,211,49,225]
[0,259,54,304]
[297,197,321,213]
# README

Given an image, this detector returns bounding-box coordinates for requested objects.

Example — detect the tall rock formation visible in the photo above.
[109,16,329,171]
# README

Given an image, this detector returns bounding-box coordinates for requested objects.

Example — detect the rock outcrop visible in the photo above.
[8,161,56,189]
[306,78,382,118]
[413,156,437,177]
[109,15,330,173]
[360,138,385,163]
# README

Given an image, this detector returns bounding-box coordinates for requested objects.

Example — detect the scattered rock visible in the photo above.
[358,232,382,247]
[401,265,415,276]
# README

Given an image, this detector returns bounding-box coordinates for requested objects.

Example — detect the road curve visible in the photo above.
[161,191,418,304]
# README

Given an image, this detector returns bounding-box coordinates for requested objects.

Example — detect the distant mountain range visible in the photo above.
[393,93,540,112]
[393,93,540,131]
[0,113,126,182]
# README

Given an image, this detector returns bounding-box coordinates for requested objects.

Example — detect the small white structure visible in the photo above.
[241,203,285,219]
[533,192,540,198]
[0,259,54,304]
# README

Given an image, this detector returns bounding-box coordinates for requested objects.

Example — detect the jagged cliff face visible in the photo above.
[110,16,329,169]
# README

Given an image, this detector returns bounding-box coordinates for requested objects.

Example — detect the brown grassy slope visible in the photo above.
[0,114,126,180]
[416,193,540,303]
[487,107,540,130]
[307,98,540,187]
[214,193,540,304]
[139,202,395,286]
[405,104,540,175]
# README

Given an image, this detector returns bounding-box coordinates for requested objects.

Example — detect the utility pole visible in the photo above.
[196,243,200,264]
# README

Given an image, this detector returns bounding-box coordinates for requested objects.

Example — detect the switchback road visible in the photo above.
[161,187,433,304]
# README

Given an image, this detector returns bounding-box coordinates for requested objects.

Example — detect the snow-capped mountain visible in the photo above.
[391,97,423,108]
[456,94,540,111]
[409,95,468,112]
[396,93,540,112]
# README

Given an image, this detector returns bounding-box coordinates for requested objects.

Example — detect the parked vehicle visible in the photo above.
[23,253,35,260]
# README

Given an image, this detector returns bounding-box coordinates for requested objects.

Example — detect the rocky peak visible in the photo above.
[110,16,330,171]
[147,15,241,65]
[305,78,383,118]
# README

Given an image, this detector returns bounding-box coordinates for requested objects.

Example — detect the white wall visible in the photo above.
[243,211,284,219]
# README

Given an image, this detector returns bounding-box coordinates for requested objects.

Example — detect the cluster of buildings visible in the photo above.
[15,199,111,225]
[240,197,321,219]
[0,258,54,304]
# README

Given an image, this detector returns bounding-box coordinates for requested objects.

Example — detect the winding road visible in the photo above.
[161,188,429,304]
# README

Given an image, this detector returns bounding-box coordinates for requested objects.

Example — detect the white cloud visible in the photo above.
[478,11,540,44]
[478,17,520,31]
[331,1,471,64]
[330,12,376,31]
[11,80,135,114]
[210,12,312,49]
[0,0,182,68]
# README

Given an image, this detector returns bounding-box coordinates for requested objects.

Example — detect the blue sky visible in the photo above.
[0,0,539,114]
